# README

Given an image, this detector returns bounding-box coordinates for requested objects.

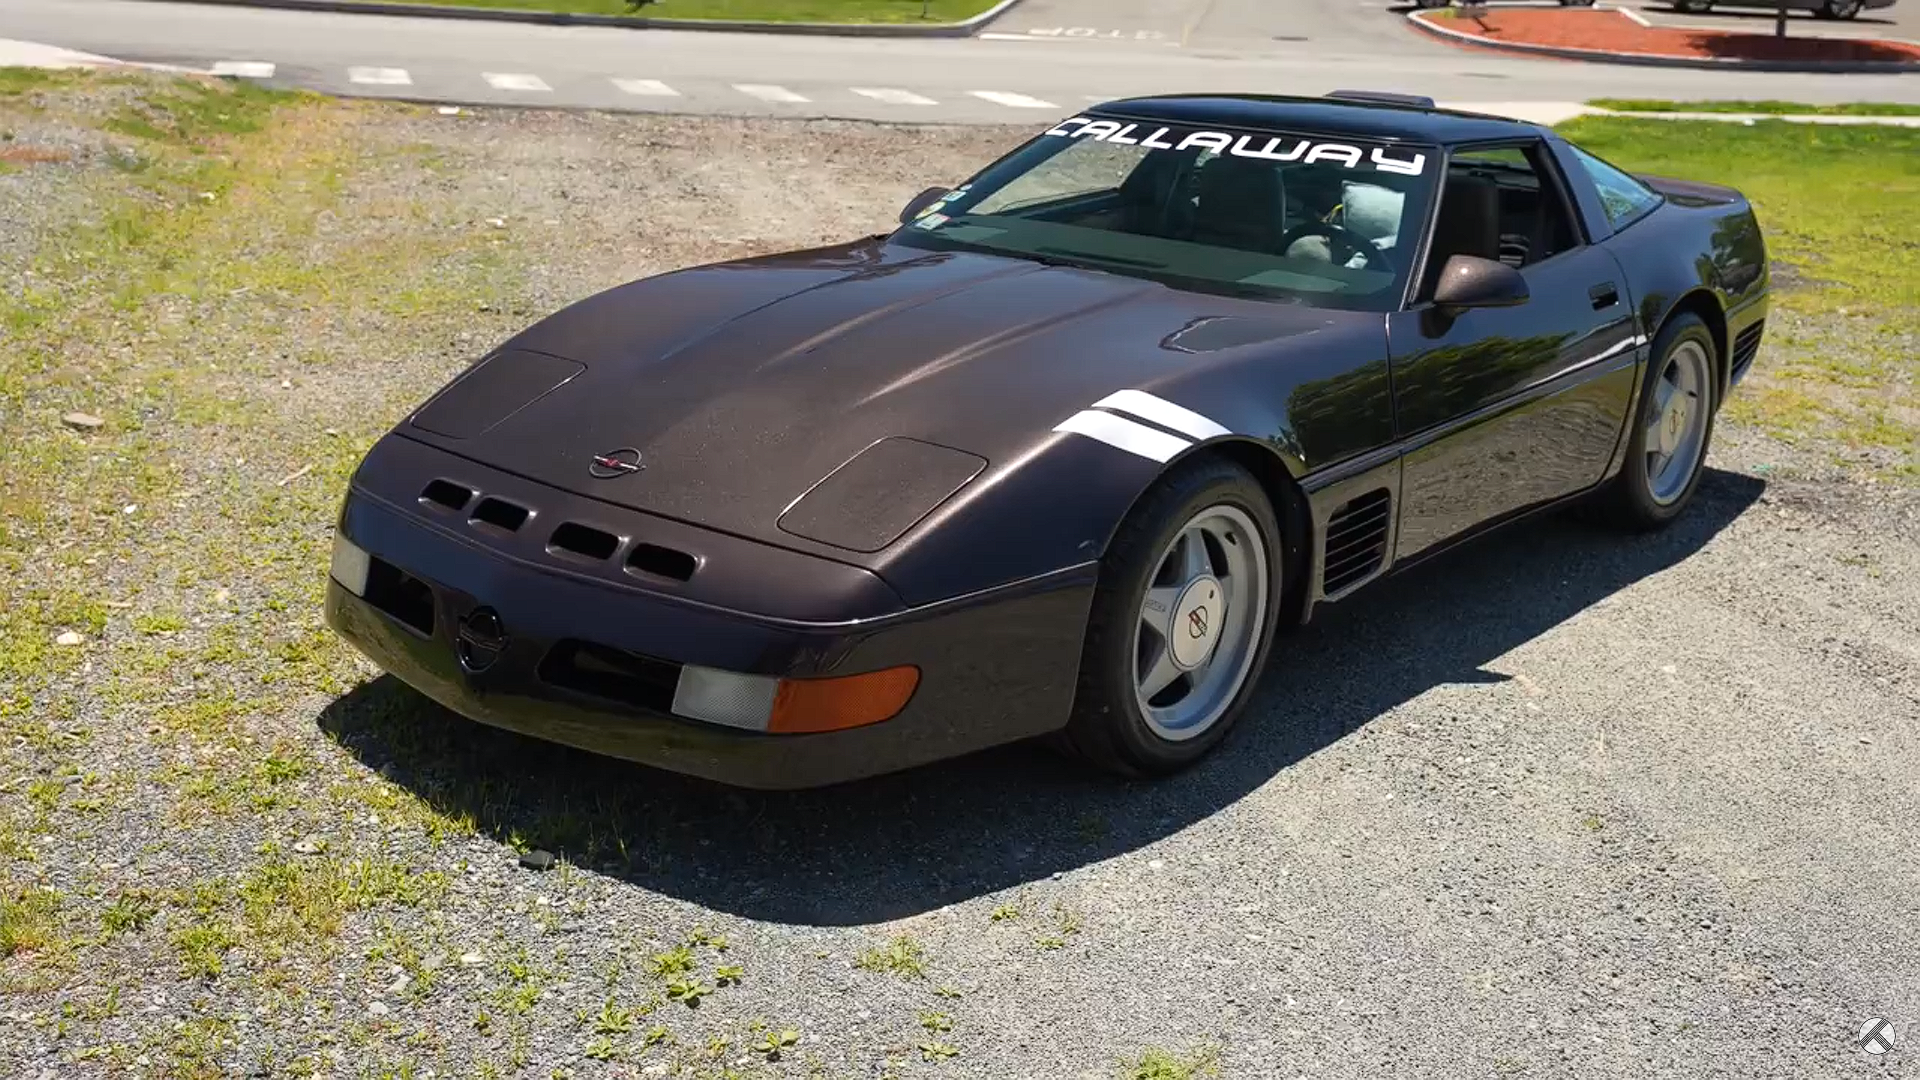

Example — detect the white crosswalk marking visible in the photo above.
[612,78,680,97]
[211,61,275,79]
[970,91,1060,109]
[348,67,411,86]
[483,72,551,92]
[851,87,938,106]
[734,83,809,103]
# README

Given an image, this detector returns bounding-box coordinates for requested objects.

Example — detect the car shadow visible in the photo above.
[317,466,1765,927]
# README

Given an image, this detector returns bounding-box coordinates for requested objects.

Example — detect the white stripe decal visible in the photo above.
[1053,411,1190,463]
[1091,389,1232,441]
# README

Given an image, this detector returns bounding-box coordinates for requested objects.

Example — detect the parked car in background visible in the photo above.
[1670,0,1893,18]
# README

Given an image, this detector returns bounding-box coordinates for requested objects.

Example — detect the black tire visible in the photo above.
[1671,0,1712,11]
[1057,455,1285,779]
[1816,0,1860,18]
[1596,311,1719,532]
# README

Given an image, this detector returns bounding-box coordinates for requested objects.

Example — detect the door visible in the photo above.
[1388,141,1640,562]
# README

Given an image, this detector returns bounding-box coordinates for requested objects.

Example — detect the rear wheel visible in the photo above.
[1596,311,1719,531]
[1059,456,1284,778]
[1816,0,1862,18]
[1671,0,1713,11]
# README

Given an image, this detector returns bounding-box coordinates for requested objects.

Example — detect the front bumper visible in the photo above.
[323,440,1095,790]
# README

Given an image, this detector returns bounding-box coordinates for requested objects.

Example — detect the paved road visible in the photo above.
[4,0,1920,123]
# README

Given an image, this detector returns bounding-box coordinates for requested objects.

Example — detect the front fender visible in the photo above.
[868,327,1394,607]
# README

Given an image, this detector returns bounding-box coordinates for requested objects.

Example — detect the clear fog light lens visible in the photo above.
[329,532,371,597]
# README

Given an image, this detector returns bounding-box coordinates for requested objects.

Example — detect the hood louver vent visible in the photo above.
[1323,488,1392,596]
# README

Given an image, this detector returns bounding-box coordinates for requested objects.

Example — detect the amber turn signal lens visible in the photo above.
[767,665,921,735]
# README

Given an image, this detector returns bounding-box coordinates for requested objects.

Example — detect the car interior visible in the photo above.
[915,133,1588,310]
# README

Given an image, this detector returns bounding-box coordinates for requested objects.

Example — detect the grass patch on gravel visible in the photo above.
[332,0,1002,22]
[1556,115,1919,480]
[1589,98,1920,116]
[1,63,1047,1076]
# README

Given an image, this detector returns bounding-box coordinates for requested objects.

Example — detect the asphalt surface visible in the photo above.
[5,0,1920,123]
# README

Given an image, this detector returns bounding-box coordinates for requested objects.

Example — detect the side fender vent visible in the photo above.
[1323,488,1392,596]
[1730,318,1764,378]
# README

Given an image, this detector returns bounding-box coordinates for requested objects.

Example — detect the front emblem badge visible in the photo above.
[588,447,644,479]
[456,606,508,674]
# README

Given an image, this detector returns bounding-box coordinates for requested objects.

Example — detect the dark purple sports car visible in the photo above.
[325,90,1769,789]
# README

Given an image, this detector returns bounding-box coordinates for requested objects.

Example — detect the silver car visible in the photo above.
[1668,0,1892,17]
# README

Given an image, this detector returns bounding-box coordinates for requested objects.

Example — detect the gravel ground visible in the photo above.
[2,70,1917,1080]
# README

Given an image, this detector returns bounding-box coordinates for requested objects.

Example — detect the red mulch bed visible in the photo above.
[1430,8,1920,62]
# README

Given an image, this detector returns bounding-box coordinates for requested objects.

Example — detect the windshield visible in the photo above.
[890,114,1440,312]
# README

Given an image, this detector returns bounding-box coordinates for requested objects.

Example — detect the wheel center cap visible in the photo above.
[1170,577,1223,669]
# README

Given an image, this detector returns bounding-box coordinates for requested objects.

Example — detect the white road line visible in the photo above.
[978,32,1043,40]
[347,66,411,86]
[210,60,275,79]
[734,83,809,103]
[1091,390,1232,442]
[612,78,680,97]
[1615,4,1655,26]
[970,90,1060,109]
[1054,411,1190,463]
[483,72,551,92]
[851,87,939,106]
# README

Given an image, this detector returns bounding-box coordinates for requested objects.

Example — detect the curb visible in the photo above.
[117,0,1027,36]
[1406,8,1920,73]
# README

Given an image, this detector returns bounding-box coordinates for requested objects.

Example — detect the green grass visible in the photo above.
[1120,1044,1221,1080]
[332,0,999,22]
[1590,98,1920,117]
[1556,115,1919,471]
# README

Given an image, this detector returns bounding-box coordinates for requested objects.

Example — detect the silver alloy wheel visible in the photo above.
[1131,504,1270,742]
[1645,339,1712,506]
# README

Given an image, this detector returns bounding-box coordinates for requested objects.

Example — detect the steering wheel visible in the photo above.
[1275,221,1393,273]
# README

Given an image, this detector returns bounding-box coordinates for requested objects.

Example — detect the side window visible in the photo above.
[1446,144,1582,269]
[1567,144,1663,231]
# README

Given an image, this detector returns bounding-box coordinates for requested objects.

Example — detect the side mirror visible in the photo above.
[898,185,952,225]
[1431,254,1529,312]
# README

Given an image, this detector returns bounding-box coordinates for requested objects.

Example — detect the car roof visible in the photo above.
[1083,92,1549,146]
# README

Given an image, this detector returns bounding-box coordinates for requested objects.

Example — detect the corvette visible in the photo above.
[324,91,1769,789]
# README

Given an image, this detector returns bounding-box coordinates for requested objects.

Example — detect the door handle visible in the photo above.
[1589,282,1619,309]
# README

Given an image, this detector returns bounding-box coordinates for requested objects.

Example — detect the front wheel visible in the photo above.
[1816,0,1862,18]
[1596,312,1719,531]
[1671,0,1713,11]
[1059,456,1284,779]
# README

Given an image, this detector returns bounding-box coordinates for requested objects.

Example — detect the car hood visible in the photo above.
[399,239,1361,558]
